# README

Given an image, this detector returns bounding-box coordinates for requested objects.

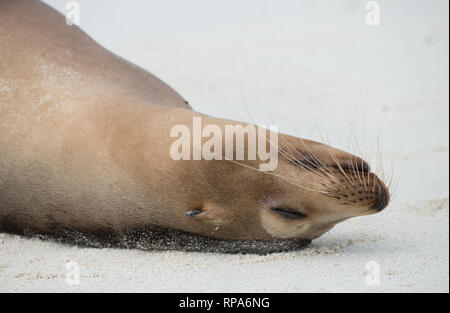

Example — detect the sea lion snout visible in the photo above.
[371,181,390,212]
[251,138,392,241]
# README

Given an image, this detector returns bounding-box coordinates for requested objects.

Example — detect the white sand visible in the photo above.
[0,0,448,292]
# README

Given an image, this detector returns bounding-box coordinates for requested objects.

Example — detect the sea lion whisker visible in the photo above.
[348,155,362,187]
[353,155,364,187]
[288,120,341,181]
[255,124,340,192]
[314,178,341,192]
[238,106,296,171]
[377,136,387,183]
[219,96,248,123]
[294,136,341,179]
[352,132,368,191]
[280,140,344,190]
[361,158,368,193]
[227,97,343,193]
[366,154,371,192]
[346,124,365,187]
[252,128,339,194]
[289,117,340,179]
[221,157,331,195]
[259,105,331,180]
[281,138,343,183]
[256,130,308,172]
[314,117,330,146]
[360,117,372,193]
[329,152,357,189]
[324,194,342,200]
[385,150,397,197]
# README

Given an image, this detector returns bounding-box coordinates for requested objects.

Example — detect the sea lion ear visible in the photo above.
[185,209,204,218]
[184,204,225,223]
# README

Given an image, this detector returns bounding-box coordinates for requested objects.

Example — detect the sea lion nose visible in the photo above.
[372,184,390,212]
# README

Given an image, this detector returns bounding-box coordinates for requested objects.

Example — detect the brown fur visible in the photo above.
[0,1,389,248]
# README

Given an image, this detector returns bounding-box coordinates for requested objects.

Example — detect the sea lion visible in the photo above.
[0,0,390,254]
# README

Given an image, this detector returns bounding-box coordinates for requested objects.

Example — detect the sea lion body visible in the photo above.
[0,1,389,253]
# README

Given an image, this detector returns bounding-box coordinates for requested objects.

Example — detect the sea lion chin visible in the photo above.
[0,0,390,254]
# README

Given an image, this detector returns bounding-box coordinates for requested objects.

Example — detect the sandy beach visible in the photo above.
[0,0,448,292]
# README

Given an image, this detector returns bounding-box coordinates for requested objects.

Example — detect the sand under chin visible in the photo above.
[3,226,311,255]
[0,0,448,292]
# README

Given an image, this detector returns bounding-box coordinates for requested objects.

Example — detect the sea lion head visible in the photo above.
[255,134,390,240]
[170,126,390,242]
